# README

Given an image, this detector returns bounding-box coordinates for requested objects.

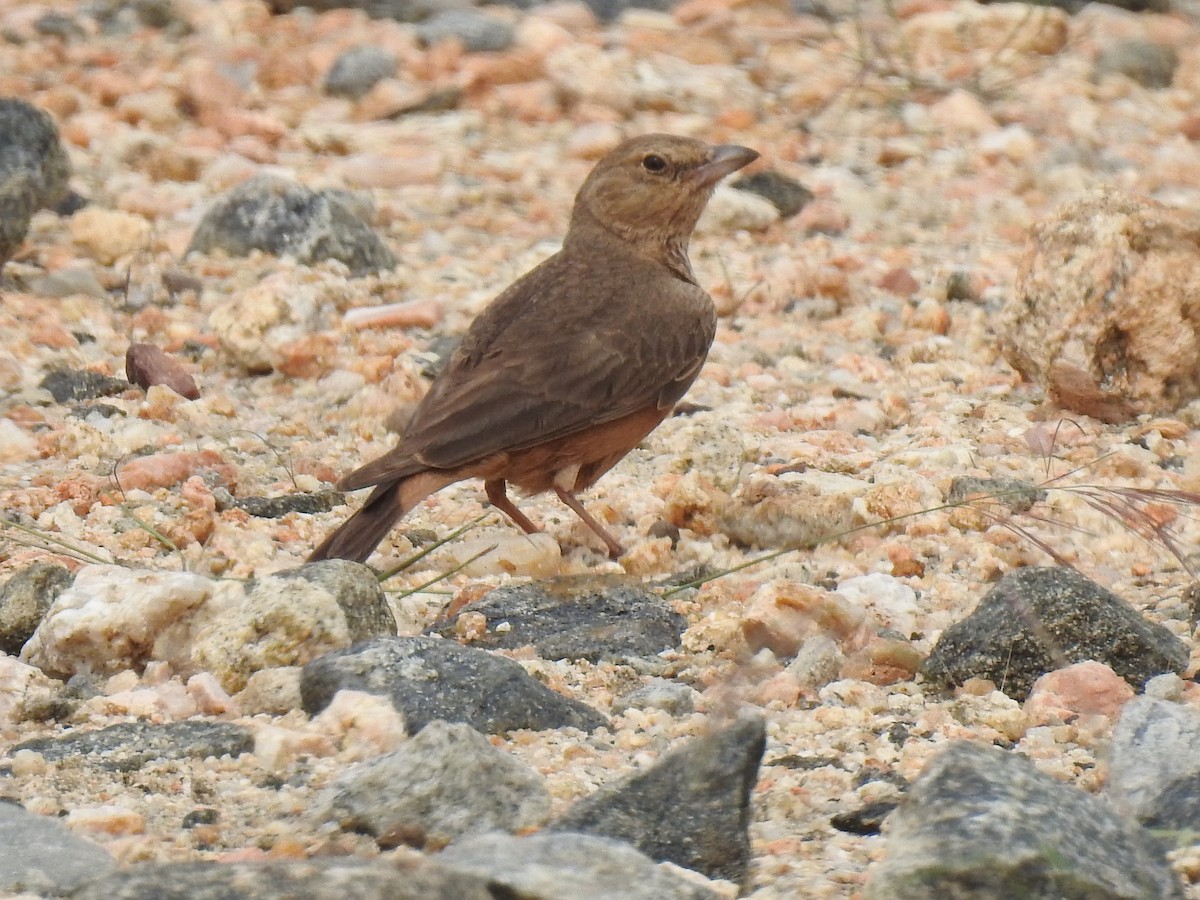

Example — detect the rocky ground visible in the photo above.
[4,0,1200,896]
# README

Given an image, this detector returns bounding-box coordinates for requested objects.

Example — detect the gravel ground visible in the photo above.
[4,0,1200,896]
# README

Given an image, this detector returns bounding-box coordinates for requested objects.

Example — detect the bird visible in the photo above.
[309,133,759,563]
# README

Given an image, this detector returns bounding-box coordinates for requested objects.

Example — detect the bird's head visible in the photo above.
[569,134,759,273]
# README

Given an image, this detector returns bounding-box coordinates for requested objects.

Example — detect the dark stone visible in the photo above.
[66,858,497,900]
[1095,40,1178,89]
[271,560,396,642]
[68,403,124,419]
[324,46,396,99]
[379,86,463,119]
[946,476,1044,514]
[489,0,673,21]
[180,808,218,829]
[766,754,841,770]
[0,98,72,210]
[86,0,191,34]
[550,717,765,885]
[415,10,515,53]
[830,799,897,835]
[54,190,89,215]
[300,635,608,734]
[125,343,200,399]
[213,488,343,518]
[920,567,1188,701]
[437,832,720,900]
[325,720,550,847]
[187,175,397,276]
[729,170,813,218]
[266,0,470,23]
[0,98,71,268]
[0,801,115,895]
[40,369,130,403]
[0,175,37,269]
[0,562,72,656]
[427,575,687,664]
[867,741,1184,899]
[34,12,87,40]
[944,268,981,302]
[13,720,254,772]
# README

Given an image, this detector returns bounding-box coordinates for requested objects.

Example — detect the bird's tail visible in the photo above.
[308,468,457,563]
[308,480,409,563]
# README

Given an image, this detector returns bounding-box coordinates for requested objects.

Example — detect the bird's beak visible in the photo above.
[693,144,759,187]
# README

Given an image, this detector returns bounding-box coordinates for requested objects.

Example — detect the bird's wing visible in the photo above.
[342,256,715,489]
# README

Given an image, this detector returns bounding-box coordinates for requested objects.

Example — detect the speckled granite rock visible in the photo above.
[300,635,608,734]
[427,575,687,663]
[187,175,396,276]
[868,741,1184,899]
[551,717,765,884]
[921,567,1188,702]
[325,719,551,846]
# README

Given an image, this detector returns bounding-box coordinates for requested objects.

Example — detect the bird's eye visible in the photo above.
[641,154,668,174]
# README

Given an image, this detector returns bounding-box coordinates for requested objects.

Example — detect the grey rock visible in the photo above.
[427,575,687,664]
[0,98,72,211]
[213,488,343,518]
[491,0,672,23]
[867,741,1184,899]
[0,98,71,268]
[0,172,37,268]
[830,799,897,835]
[415,10,515,53]
[300,635,608,734]
[1106,696,1200,832]
[551,717,765,885]
[187,175,396,276]
[266,0,469,23]
[324,46,397,99]
[66,858,497,900]
[278,560,396,642]
[0,800,115,895]
[729,170,812,218]
[39,369,131,403]
[326,720,551,846]
[612,678,696,716]
[0,562,73,656]
[13,720,254,772]
[921,567,1187,701]
[946,475,1044,514]
[1095,40,1178,89]
[35,12,87,39]
[26,262,109,299]
[87,0,192,35]
[438,831,721,900]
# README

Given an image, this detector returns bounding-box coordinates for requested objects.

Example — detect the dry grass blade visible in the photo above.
[388,543,498,600]
[661,465,1200,596]
[375,513,492,583]
[0,514,116,566]
[1066,485,1199,576]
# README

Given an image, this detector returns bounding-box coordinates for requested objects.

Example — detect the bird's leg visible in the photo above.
[484,479,540,534]
[554,487,624,559]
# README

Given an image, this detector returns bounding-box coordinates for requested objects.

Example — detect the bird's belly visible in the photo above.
[483,403,670,495]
